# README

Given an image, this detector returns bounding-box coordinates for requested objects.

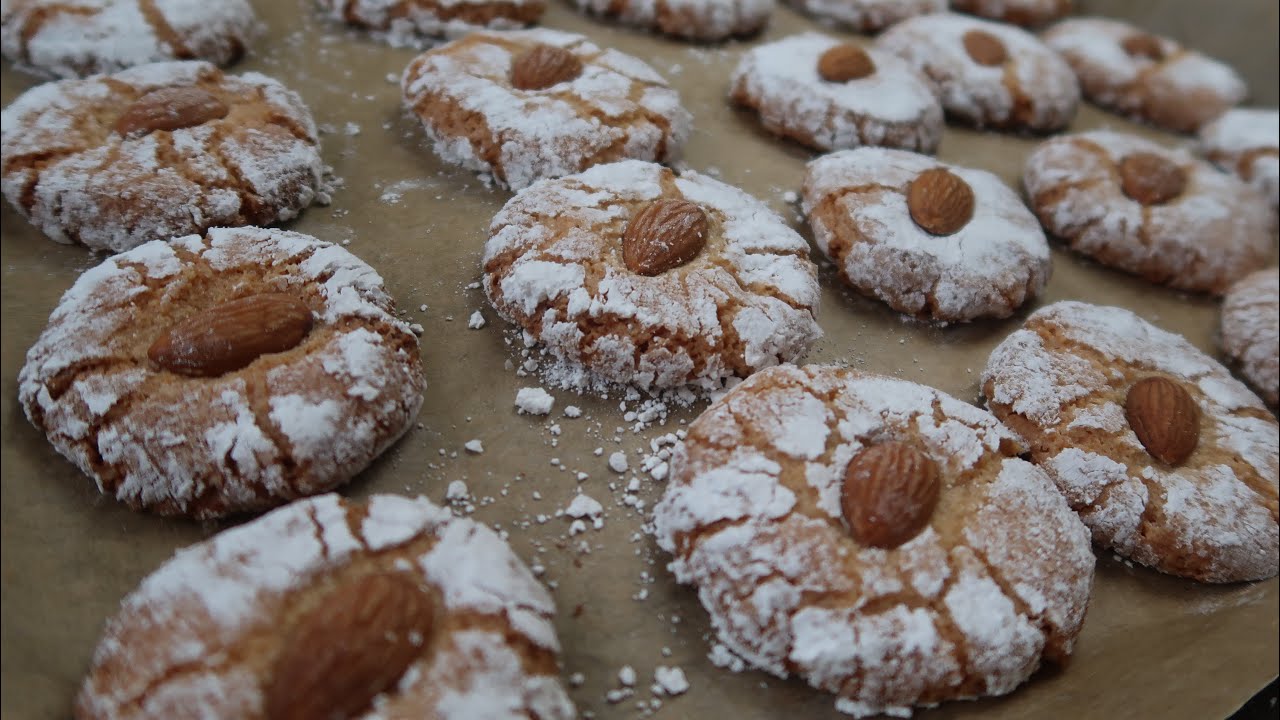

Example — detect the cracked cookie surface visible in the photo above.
[0,0,258,78]
[950,0,1071,27]
[803,147,1050,322]
[784,0,942,32]
[76,493,576,719]
[0,60,327,253]
[730,33,943,154]
[401,28,691,192]
[1199,108,1280,209]
[876,12,1079,132]
[653,364,1094,718]
[1221,269,1280,407]
[571,0,771,42]
[982,301,1279,583]
[18,227,425,520]
[483,160,822,393]
[1023,130,1272,295]
[317,0,544,46]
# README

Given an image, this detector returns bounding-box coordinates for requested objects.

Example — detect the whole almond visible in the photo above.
[1118,152,1186,205]
[817,44,876,82]
[1121,33,1166,61]
[840,441,941,549]
[265,572,436,720]
[907,168,975,236]
[962,30,1008,66]
[1125,376,1200,465]
[510,44,584,91]
[622,198,709,276]
[114,86,229,138]
[148,293,313,377]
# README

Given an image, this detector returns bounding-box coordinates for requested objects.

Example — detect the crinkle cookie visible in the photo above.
[785,0,943,33]
[18,227,426,520]
[572,0,771,41]
[983,301,1279,583]
[317,0,544,47]
[653,364,1094,718]
[483,160,822,393]
[876,12,1079,132]
[0,0,258,78]
[0,60,327,254]
[1023,130,1272,295]
[1221,269,1280,407]
[76,493,576,720]
[803,147,1050,322]
[1043,18,1247,133]
[401,29,691,192]
[1199,108,1279,208]
[729,34,943,153]
[950,0,1070,27]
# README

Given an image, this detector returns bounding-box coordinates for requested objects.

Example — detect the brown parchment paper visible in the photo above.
[1,1,1277,718]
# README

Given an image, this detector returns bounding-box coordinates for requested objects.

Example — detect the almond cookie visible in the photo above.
[76,493,576,719]
[983,301,1279,583]
[1023,130,1272,294]
[1,60,327,253]
[572,0,771,41]
[803,147,1050,322]
[317,0,544,47]
[1199,108,1279,208]
[0,0,258,78]
[401,29,691,192]
[653,364,1094,718]
[950,0,1070,27]
[729,34,944,153]
[1221,269,1280,407]
[785,0,943,33]
[1043,18,1247,133]
[876,12,1079,132]
[483,160,822,393]
[18,227,426,520]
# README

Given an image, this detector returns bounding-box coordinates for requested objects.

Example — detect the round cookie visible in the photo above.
[876,12,1080,132]
[1023,130,1272,295]
[401,29,691,192]
[803,147,1050,322]
[982,301,1279,583]
[0,0,257,79]
[317,0,544,47]
[572,0,771,42]
[1,60,327,253]
[653,364,1094,718]
[483,160,823,393]
[1199,108,1280,208]
[18,227,426,520]
[950,0,1071,27]
[785,0,943,33]
[1221,268,1280,407]
[76,493,577,719]
[729,34,944,154]
[1043,18,1247,133]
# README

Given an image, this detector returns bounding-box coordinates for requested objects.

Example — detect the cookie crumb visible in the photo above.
[618,665,637,686]
[468,310,486,329]
[463,439,484,454]
[608,451,629,473]
[515,387,555,415]
[654,666,689,696]
[445,480,469,500]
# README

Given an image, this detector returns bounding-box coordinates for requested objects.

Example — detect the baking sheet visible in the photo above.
[1,0,1277,718]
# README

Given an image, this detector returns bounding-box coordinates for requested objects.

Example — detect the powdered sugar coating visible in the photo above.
[484,160,822,393]
[982,301,1279,583]
[654,364,1094,717]
[18,227,426,519]
[1221,269,1280,407]
[0,0,258,78]
[1023,130,1272,295]
[730,34,943,153]
[1043,17,1247,133]
[1199,108,1279,208]
[785,0,943,32]
[317,0,544,47]
[876,12,1080,131]
[1,60,326,253]
[803,147,1050,322]
[573,0,772,41]
[76,494,575,719]
[950,0,1070,27]
[401,29,691,191]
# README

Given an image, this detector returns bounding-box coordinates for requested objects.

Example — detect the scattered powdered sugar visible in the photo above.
[515,387,555,415]
[652,666,689,695]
